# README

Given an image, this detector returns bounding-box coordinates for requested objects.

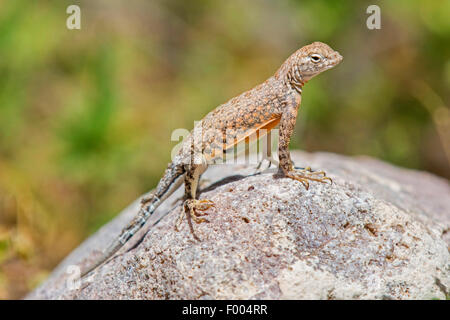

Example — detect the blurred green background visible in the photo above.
[0,0,449,299]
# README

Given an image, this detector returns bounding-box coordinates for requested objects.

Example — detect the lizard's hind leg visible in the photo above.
[175,164,215,240]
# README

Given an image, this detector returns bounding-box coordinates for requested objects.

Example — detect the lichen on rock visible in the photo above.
[27,151,450,300]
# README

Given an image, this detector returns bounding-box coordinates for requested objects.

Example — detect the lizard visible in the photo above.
[80,41,343,278]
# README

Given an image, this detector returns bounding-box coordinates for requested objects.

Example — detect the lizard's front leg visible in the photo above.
[278,96,332,190]
[175,164,214,240]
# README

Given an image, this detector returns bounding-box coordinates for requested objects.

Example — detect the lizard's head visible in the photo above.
[295,41,343,79]
[278,41,343,91]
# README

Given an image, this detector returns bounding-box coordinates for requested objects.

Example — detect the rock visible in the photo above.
[27,151,449,300]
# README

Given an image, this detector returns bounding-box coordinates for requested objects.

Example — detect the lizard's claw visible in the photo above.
[286,166,332,190]
[175,199,215,239]
[192,199,215,213]
[140,193,154,206]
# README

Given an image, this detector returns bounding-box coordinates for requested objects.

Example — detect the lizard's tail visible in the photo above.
[80,162,185,278]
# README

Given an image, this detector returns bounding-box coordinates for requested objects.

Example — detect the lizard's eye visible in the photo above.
[310,54,322,63]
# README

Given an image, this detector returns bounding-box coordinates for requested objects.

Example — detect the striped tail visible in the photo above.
[80,162,185,277]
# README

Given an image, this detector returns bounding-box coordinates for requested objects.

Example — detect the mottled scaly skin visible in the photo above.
[81,42,343,277]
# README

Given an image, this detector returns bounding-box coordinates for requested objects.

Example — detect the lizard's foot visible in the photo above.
[140,193,154,206]
[285,166,332,190]
[175,199,215,239]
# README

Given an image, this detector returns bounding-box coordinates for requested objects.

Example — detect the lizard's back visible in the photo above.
[177,76,294,164]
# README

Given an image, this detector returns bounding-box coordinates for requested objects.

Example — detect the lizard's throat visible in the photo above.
[286,68,305,94]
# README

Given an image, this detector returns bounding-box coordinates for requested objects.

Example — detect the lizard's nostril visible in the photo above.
[332,53,343,63]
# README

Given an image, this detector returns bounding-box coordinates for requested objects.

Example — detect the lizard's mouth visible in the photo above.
[326,53,343,69]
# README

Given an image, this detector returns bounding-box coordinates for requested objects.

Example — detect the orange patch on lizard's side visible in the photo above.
[203,116,281,162]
